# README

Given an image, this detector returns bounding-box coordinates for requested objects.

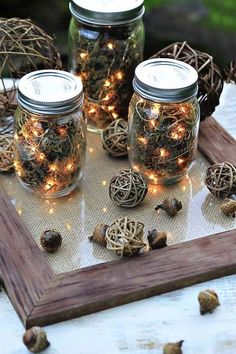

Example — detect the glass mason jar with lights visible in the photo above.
[68,0,145,132]
[128,59,200,185]
[14,70,87,198]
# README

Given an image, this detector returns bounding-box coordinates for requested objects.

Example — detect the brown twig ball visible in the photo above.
[0,133,14,172]
[102,118,128,157]
[40,229,62,252]
[205,162,236,198]
[105,217,146,257]
[0,17,62,118]
[109,170,148,208]
[151,41,223,121]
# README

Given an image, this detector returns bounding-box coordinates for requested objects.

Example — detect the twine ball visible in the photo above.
[224,61,236,84]
[109,170,148,208]
[205,161,236,198]
[151,41,223,121]
[105,217,146,257]
[102,118,128,157]
[0,133,14,172]
[0,17,62,118]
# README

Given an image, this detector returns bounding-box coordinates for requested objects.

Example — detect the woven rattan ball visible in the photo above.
[105,217,146,257]
[0,133,14,172]
[224,61,236,84]
[102,118,128,157]
[205,162,236,198]
[0,17,62,118]
[151,41,223,121]
[109,170,148,208]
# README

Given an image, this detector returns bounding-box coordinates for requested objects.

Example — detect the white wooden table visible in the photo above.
[1,83,236,354]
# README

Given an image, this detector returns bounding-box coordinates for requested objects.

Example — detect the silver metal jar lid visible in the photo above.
[17,70,83,115]
[69,0,145,26]
[133,59,198,102]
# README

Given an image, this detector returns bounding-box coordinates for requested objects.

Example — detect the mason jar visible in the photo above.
[68,0,145,132]
[14,70,86,198]
[128,59,200,185]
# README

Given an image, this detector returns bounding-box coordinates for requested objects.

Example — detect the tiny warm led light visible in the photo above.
[36,152,46,162]
[171,125,186,140]
[137,136,148,145]
[66,223,72,231]
[132,165,140,172]
[17,208,22,215]
[115,71,123,80]
[88,108,96,114]
[49,164,57,172]
[45,179,54,191]
[107,42,114,50]
[102,207,107,213]
[49,208,54,214]
[14,133,19,140]
[104,80,111,87]
[102,180,107,186]
[149,119,156,128]
[178,158,185,165]
[112,113,119,119]
[180,105,189,115]
[108,105,115,112]
[103,95,110,102]
[89,147,94,153]
[159,148,169,158]
[17,170,23,177]
[182,185,186,192]
[80,52,88,60]
[149,173,155,180]
[66,162,74,172]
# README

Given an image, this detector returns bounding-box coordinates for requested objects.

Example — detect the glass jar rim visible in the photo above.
[17,70,83,115]
[69,0,145,26]
[133,59,198,103]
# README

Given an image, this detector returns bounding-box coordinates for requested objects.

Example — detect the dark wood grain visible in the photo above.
[198,116,236,165]
[26,229,236,327]
[0,187,53,327]
[0,116,236,328]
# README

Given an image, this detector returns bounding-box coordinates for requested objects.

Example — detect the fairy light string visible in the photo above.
[130,97,199,184]
[72,21,144,129]
[14,110,86,195]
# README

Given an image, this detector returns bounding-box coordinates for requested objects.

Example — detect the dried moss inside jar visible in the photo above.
[14,70,86,198]
[68,0,145,133]
[128,59,200,185]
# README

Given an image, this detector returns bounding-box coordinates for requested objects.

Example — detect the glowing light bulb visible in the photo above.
[36,152,46,162]
[104,80,111,87]
[159,148,169,158]
[177,158,185,165]
[102,180,107,186]
[108,105,115,112]
[58,127,67,136]
[112,113,119,119]
[88,108,96,114]
[49,164,57,172]
[107,42,114,50]
[66,162,74,172]
[115,71,123,80]
[103,95,110,102]
[137,136,148,145]
[80,52,88,60]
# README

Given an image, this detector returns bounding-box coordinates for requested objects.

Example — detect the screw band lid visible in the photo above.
[133,59,198,102]
[69,0,145,26]
[18,70,83,115]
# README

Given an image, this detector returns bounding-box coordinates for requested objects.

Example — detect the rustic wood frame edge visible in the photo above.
[0,116,236,329]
